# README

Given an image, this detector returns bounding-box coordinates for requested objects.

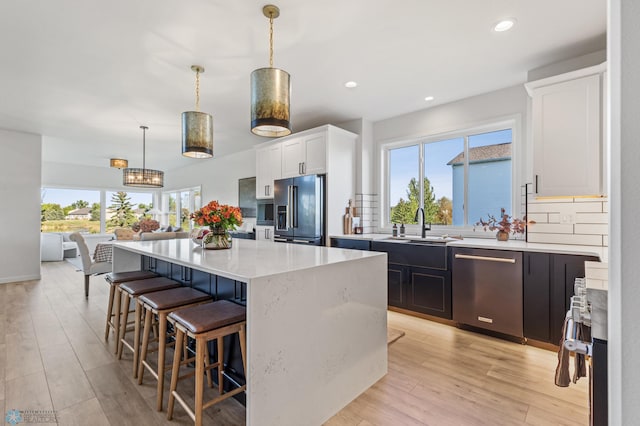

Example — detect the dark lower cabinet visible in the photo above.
[523,252,599,344]
[523,252,551,342]
[371,241,451,320]
[406,266,451,318]
[330,238,371,251]
[387,263,407,308]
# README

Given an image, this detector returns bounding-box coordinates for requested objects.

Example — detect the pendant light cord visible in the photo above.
[269,13,274,68]
[141,125,148,170]
[195,70,201,112]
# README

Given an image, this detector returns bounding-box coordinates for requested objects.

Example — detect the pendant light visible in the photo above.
[250,4,291,137]
[182,65,213,158]
[109,158,128,169]
[123,126,164,188]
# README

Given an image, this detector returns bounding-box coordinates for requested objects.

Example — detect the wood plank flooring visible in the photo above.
[0,261,588,425]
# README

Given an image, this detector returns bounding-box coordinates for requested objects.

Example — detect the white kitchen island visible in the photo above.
[112,238,388,426]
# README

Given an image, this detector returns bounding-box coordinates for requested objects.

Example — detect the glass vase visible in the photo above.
[202,227,232,250]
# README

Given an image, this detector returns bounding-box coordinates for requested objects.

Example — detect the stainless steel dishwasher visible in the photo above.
[452,247,523,337]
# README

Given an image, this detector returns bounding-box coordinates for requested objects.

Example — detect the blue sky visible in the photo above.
[389,129,512,204]
[42,188,153,208]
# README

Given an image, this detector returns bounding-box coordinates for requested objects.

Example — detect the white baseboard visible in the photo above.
[0,273,41,284]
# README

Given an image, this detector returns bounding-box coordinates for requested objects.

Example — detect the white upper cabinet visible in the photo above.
[281,133,327,178]
[526,63,606,197]
[256,143,282,199]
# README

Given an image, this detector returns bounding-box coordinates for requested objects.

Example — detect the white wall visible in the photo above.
[0,128,42,284]
[166,149,257,207]
[42,160,125,189]
[608,0,640,423]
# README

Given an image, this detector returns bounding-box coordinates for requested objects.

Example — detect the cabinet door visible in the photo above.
[523,252,551,342]
[281,137,304,178]
[256,144,281,199]
[549,254,598,344]
[407,266,452,319]
[532,74,602,196]
[256,225,274,241]
[330,238,370,250]
[303,133,326,175]
[387,263,407,309]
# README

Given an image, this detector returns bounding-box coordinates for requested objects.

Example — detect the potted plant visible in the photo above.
[475,208,533,241]
[190,201,243,249]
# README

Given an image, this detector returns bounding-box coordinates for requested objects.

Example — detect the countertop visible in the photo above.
[113,238,385,282]
[331,233,606,260]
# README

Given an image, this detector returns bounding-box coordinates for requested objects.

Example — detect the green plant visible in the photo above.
[475,208,533,234]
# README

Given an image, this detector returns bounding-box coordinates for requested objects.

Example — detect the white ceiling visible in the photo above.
[0,0,606,172]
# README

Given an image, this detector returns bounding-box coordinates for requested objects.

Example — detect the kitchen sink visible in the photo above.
[383,236,458,244]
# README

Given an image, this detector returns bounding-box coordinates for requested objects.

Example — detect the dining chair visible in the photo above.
[69,232,112,298]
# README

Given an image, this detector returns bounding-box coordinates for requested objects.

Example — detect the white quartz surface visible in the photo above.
[113,238,385,282]
[332,233,606,260]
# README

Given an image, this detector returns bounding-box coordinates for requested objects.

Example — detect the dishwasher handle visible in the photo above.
[454,253,516,264]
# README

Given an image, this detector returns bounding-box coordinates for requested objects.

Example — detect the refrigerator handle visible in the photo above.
[286,185,292,229]
[292,185,298,228]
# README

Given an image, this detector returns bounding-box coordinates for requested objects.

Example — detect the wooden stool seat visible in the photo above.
[118,277,181,377]
[137,287,213,411]
[104,270,159,347]
[167,300,247,426]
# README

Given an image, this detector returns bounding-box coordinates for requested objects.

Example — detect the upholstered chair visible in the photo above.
[69,232,112,298]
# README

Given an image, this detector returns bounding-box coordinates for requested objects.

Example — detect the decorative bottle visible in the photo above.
[392,223,398,237]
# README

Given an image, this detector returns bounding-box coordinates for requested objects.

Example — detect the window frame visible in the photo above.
[380,117,521,237]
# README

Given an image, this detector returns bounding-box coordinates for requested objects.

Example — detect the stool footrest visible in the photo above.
[202,385,246,410]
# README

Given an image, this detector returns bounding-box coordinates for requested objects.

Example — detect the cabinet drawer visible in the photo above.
[330,238,370,251]
[371,241,447,270]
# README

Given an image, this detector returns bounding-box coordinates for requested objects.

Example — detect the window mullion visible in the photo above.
[419,143,425,211]
[463,135,469,226]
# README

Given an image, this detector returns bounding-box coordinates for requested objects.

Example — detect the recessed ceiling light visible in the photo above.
[493,18,516,32]
[424,96,434,102]
[344,81,358,88]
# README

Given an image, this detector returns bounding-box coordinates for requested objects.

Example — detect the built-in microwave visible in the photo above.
[256,199,274,226]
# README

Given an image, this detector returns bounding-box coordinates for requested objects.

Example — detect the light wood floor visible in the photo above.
[0,261,589,425]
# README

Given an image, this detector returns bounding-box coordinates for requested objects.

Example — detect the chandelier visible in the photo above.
[123,126,164,188]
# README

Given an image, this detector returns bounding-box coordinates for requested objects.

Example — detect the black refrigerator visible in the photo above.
[273,174,325,245]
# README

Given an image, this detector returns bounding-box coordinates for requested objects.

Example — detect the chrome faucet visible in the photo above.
[414,207,431,238]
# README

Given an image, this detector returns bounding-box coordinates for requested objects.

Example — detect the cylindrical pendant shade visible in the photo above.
[122,168,164,188]
[182,111,213,158]
[110,158,128,169]
[251,67,291,137]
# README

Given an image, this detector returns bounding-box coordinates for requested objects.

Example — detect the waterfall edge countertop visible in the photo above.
[112,238,385,282]
[331,233,606,261]
[111,238,388,426]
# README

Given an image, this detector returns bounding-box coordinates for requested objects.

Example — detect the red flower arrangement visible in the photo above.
[190,200,243,231]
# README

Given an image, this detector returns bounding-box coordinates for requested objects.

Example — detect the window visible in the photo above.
[41,188,100,233]
[161,186,201,231]
[41,188,156,234]
[384,124,513,229]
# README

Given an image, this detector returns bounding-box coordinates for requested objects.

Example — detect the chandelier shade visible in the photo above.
[250,4,292,137]
[182,65,213,158]
[123,126,164,188]
[110,158,128,169]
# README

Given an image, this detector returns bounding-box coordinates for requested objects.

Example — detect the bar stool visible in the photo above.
[166,300,247,426]
[104,271,159,348]
[137,287,213,411]
[117,277,181,377]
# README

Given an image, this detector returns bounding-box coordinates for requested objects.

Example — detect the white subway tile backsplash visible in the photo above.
[575,213,608,223]
[528,223,574,234]
[527,197,608,247]
[527,213,549,223]
[527,233,604,246]
[574,224,608,235]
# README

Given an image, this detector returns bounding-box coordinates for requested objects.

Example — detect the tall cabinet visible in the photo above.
[525,63,607,196]
[255,125,357,242]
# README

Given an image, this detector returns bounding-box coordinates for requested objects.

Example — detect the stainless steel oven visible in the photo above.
[256,199,274,226]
